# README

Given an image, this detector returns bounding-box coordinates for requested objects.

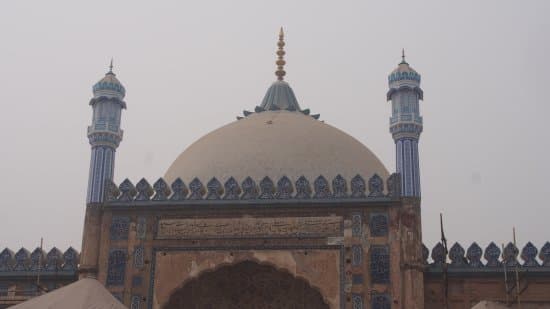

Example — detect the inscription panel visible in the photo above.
[157,216,342,239]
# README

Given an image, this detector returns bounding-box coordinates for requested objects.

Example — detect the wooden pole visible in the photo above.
[440,213,449,309]
[502,243,509,305]
[36,238,43,294]
[513,228,521,309]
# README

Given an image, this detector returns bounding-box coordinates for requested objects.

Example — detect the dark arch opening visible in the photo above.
[163,260,330,309]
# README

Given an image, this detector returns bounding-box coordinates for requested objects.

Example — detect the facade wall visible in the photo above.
[425,275,550,308]
[86,185,408,309]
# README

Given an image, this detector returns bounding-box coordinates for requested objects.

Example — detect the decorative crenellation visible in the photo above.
[424,241,550,268]
[105,173,401,203]
[0,247,79,272]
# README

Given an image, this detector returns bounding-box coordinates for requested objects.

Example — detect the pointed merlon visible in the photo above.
[275,27,286,81]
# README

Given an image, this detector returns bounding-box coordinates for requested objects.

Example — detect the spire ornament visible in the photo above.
[400,49,407,64]
[275,27,286,81]
[108,58,114,75]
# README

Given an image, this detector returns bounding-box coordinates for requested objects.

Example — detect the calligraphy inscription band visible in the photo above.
[157,217,343,239]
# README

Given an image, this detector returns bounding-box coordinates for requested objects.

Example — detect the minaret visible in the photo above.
[387,50,423,197]
[86,61,126,204]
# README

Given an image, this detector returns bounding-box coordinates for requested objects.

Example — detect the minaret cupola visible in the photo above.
[92,60,126,101]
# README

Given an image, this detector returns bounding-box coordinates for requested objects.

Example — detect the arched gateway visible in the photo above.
[163,261,329,309]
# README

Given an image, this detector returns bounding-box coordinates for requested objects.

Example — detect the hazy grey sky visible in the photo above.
[1,0,548,254]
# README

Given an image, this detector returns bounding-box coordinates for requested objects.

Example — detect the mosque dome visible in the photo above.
[164,28,389,185]
[164,110,389,184]
[92,62,126,99]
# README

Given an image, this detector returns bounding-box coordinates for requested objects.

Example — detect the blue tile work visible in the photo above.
[449,243,466,267]
[241,177,258,199]
[45,247,62,271]
[352,274,363,284]
[223,177,241,200]
[350,175,366,198]
[30,248,44,271]
[62,247,78,271]
[370,245,390,284]
[188,178,205,200]
[351,213,362,237]
[0,247,79,274]
[0,283,9,296]
[14,248,30,271]
[105,174,401,202]
[259,177,275,199]
[352,245,362,267]
[112,292,123,303]
[503,242,519,267]
[135,179,153,201]
[431,243,446,266]
[152,178,171,201]
[541,242,550,266]
[110,216,130,240]
[107,249,127,286]
[522,242,539,267]
[466,242,483,267]
[87,146,116,203]
[313,176,331,198]
[332,174,347,198]
[372,293,391,309]
[368,174,384,197]
[484,242,502,267]
[137,217,147,240]
[388,60,423,198]
[369,213,388,237]
[294,176,311,199]
[424,241,550,268]
[206,177,223,200]
[87,71,125,204]
[352,294,363,309]
[394,139,421,197]
[118,179,137,201]
[134,246,144,269]
[0,249,14,271]
[132,276,143,287]
[275,176,293,199]
[169,178,188,201]
[131,295,141,309]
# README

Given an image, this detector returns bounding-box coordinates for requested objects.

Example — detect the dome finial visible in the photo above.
[400,48,407,64]
[108,58,114,75]
[275,27,286,81]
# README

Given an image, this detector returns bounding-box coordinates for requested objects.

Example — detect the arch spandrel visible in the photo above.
[163,261,329,309]
[152,249,341,309]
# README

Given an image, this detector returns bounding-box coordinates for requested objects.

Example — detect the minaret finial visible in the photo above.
[275,27,286,81]
[401,49,407,64]
[108,58,114,74]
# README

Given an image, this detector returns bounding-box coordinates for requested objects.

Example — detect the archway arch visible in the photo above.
[163,260,330,309]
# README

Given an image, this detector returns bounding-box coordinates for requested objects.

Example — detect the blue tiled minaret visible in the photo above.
[387,51,423,197]
[86,61,126,204]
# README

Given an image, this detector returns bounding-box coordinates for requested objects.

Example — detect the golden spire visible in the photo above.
[275,27,286,81]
